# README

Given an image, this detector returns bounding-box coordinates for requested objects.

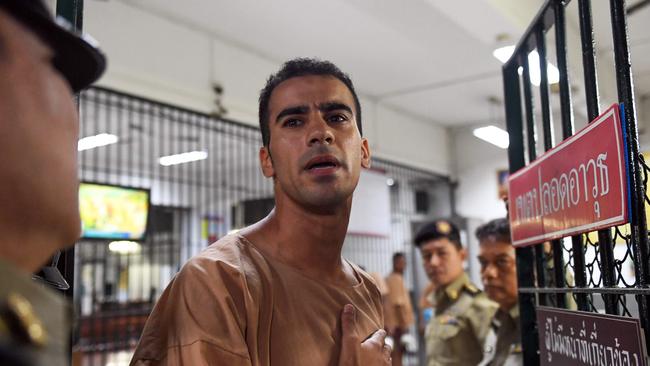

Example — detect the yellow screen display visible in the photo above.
[79,183,149,240]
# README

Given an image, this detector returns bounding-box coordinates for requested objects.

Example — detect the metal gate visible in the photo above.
[502,0,647,364]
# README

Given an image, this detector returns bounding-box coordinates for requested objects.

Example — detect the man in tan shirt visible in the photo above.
[384,252,415,366]
[131,59,389,366]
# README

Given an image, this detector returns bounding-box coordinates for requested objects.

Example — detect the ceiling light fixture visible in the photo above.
[493,45,560,86]
[473,125,510,149]
[78,133,118,151]
[159,150,208,166]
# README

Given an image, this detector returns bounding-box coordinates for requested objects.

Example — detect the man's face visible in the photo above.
[0,9,81,248]
[394,256,406,272]
[260,75,370,211]
[419,238,466,287]
[478,240,518,310]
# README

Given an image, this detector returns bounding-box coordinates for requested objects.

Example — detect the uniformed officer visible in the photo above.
[476,218,522,366]
[0,1,106,365]
[414,220,498,366]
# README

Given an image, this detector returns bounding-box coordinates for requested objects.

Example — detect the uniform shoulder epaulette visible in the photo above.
[0,293,48,348]
[463,282,481,296]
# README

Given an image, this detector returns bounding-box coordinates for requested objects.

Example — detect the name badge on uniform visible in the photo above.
[438,314,459,325]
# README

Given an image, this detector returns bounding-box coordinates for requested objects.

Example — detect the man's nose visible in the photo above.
[308,116,335,146]
[482,263,498,279]
[429,254,440,267]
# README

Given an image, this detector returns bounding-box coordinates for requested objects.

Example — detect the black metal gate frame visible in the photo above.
[502,0,647,364]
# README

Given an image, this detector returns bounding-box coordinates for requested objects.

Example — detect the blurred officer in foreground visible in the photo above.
[476,218,522,366]
[0,1,105,365]
[414,220,497,366]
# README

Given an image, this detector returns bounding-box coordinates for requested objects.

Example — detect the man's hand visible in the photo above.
[338,304,391,366]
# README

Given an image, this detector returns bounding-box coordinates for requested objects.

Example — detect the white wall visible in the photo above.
[451,126,509,223]
[84,1,451,176]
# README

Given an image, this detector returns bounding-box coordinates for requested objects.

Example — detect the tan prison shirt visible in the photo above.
[384,272,415,330]
[130,234,383,366]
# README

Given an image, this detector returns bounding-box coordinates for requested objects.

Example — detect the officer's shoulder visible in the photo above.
[0,261,70,364]
[461,284,498,310]
[463,281,482,296]
[0,265,52,350]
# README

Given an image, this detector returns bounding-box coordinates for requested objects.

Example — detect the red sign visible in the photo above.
[508,104,628,247]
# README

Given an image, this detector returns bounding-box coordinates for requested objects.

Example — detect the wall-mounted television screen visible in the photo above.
[79,182,150,240]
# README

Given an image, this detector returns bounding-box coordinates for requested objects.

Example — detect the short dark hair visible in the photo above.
[475,218,511,244]
[392,252,405,262]
[258,58,363,147]
[413,220,462,250]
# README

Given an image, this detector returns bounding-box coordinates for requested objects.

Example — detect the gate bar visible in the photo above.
[504,60,540,365]
[553,0,589,311]
[577,0,620,315]
[609,0,650,349]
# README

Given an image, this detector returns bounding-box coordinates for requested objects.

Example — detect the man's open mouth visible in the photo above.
[305,156,340,171]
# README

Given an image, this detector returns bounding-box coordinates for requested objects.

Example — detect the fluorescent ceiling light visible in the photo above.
[492,45,515,63]
[473,125,510,149]
[78,133,118,151]
[109,241,141,254]
[493,45,560,86]
[159,150,208,166]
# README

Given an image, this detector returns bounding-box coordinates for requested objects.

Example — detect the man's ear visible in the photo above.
[260,146,275,178]
[360,138,371,169]
[459,248,468,262]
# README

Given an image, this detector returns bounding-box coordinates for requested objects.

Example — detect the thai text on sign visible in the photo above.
[508,104,629,247]
[538,306,647,366]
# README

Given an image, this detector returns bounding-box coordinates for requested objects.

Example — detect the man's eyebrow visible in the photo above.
[319,102,353,115]
[275,105,309,123]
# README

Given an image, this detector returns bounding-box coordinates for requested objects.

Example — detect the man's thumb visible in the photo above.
[339,304,359,366]
[341,304,357,337]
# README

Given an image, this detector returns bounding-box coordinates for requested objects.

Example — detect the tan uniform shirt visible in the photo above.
[480,306,522,366]
[384,272,415,330]
[425,273,497,366]
[131,234,384,366]
[0,260,70,366]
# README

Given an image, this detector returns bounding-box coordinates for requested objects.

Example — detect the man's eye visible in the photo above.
[283,119,303,127]
[497,259,511,268]
[327,114,348,123]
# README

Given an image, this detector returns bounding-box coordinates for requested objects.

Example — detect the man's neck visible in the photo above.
[242,195,353,284]
[499,301,518,314]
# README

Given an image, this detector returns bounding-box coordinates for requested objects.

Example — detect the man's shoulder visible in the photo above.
[349,262,382,297]
[176,234,266,287]
[446,282,497,319]
[464,288,498,314]
[0,261,69,366]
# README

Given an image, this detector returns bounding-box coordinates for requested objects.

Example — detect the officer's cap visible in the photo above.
[413,220,462,249]
[0,0,106,92]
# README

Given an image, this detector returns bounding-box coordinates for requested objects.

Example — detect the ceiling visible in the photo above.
[115,0,650,128]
